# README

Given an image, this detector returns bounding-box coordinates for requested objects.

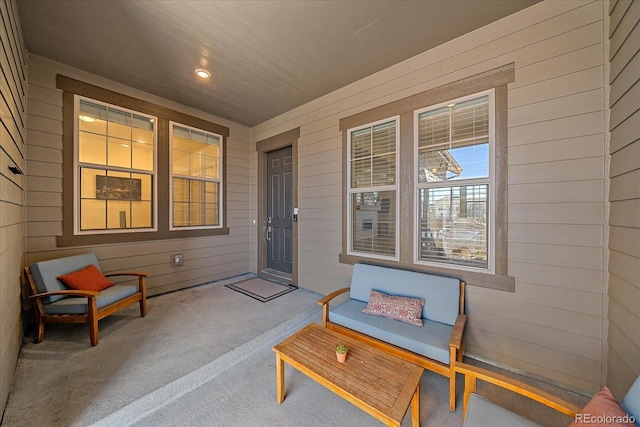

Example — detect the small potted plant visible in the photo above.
[335,344,348,363]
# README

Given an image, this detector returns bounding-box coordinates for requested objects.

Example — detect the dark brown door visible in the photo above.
[266,146,293,275]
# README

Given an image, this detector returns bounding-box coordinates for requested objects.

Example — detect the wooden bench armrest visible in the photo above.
[105,272,149,278]
[105,272,148,293]
[29,290,100,299]
[455,362,582,419]
[317,287,350,326]
[449,314,467,349]
[317,287,350,305]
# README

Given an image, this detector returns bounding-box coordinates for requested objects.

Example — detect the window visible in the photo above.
[347,118,398,259]
[415,91,494,272]
[170,123,222,229]
[75,97,156,233]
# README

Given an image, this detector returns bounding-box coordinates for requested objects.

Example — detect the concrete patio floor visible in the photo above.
[1,274,588,426]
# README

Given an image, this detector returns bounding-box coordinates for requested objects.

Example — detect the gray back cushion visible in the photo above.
[349,263,461,326]
[29,253,101,303]
[621,375,640,424]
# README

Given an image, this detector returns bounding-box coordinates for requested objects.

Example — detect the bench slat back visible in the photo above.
[349,263,461,326]
[29,253,101,303]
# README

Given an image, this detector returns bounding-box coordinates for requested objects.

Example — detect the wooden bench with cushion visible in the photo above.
[25,253,148,346]
[318,263,466,411]
[456,362,639,426]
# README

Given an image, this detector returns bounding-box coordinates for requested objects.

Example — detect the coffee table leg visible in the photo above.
[276,353,285,404]
[411,384,420,427]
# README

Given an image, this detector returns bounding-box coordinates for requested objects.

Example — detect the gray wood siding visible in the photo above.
[25,55,251,297]
[0,0,26,414]
[251,0,610,393]
[606,0,640,401]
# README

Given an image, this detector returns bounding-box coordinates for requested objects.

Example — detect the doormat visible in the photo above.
[225,277,296,303]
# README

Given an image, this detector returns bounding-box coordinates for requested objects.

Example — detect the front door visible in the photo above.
[266,146,293,276]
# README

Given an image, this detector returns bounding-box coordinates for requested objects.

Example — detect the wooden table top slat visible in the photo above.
[273,323,424,423]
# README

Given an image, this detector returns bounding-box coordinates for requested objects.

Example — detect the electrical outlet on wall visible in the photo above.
[172,254,184,266]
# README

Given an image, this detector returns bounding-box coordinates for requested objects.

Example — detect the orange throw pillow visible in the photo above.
[57,264,114,292]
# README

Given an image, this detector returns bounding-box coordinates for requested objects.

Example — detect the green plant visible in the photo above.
[335,344,348,354]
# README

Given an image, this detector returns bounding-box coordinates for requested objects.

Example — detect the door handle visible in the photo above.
[266,226,272,242]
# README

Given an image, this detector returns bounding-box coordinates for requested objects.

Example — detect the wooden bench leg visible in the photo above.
[411,383,420,427]
[36,319,44,343]
[449,351,457,411]
[140,298,147,317]
[139,276,147,317]
[88,297,98,346]
[449,373,456,412]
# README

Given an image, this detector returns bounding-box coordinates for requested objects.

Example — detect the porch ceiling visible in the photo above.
[16,0,539,127]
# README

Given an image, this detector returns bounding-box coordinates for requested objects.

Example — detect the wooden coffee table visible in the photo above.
[273,323,424,426]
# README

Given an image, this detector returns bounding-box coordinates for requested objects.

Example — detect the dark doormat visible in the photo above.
[225,277,296,303]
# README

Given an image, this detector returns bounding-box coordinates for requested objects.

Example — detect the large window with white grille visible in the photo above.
[415,91,494,271]
[347,118,398,259]
[170,123,222,229]
[75,97,156,233]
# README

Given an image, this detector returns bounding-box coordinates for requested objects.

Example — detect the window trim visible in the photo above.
[413,89,496,274]
[346,116,400,261]
[57,75,230,247]
[169,121,224,231]
[339,64,515,292]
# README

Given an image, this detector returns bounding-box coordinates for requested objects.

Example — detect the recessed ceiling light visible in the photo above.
[195,69,211,79]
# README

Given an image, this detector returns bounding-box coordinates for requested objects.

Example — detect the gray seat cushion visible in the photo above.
[330,298,452,364]
[44,284,139,314]
[464,393,540,427]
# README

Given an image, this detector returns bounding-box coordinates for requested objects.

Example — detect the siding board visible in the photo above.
[609,79,640,129]
[609,275,640,318]
[609,169,640,201]
[610,140,640,177]
[509,111,604,147]
[509,89,603,128]
[509,134,604,166]
[509,223,603,247]
[508,66,603,108]
[509,157,604,184]
[609,199,640,228]
[609,0,632,37]
[610,108,639,151]
[609,52,640,105]
[509,180,604,204]
[609,0,640,59]
[509,202,604,225]
[508,261,603,293]
[609,22,639,81]
[510,37,604,90]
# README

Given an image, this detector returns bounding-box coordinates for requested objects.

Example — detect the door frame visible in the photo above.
[256,128,299,285]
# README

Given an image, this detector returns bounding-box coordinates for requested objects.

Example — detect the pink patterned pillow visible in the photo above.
[570,387,634,426]
[362,289,424,326]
